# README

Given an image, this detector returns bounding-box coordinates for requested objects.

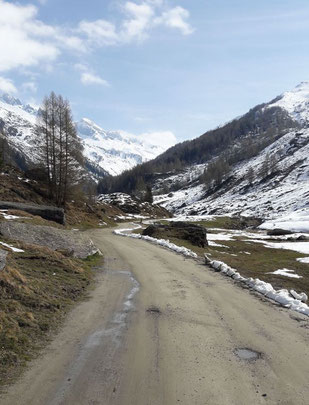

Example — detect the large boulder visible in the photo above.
[143,222,208,248]
[267,228,293,236]
[0,201,65,224]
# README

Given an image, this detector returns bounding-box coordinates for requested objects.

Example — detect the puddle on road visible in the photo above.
[86,270,140,348]
[234,348,261,361]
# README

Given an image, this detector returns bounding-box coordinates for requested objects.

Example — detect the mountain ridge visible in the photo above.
[98,81,309,220]
[0,93,166,178]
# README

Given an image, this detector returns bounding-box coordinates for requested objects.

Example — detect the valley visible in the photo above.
[1,1,309,403]
[1,226,308,405]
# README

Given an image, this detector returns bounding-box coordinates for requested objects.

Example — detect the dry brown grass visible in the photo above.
[0,243,101,388]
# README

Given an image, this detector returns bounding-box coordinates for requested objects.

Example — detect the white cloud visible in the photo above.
[0,1,59,72]
[81,72,109,87]
[155,6,194,35]
[79,1,194,45]
[78,19,118,46]
[0,76,17,94]
[22,81,38,93]
[0,0,193,92]
[120,1,155,41]
[139,130,177,148]
[75,63,109,87]
[119,129,176,148]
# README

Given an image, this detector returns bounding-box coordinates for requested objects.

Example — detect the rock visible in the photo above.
[0,201,65,224]
[142,221,208,248]
[267,228,293,236]
[290,289,308,303]
[0,248,8,271]
[204,254,212,265]
[0,222,98,259]
[297,235,309,241]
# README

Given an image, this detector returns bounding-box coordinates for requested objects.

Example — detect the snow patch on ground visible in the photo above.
[260,212,309,233]
[208,241,229,248]
[297,257,309,264]
[269,269,302,279]
[0,241,24,253]
[247,239,309,255]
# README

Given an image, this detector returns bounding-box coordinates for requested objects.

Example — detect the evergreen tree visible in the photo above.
[144,185,153,204]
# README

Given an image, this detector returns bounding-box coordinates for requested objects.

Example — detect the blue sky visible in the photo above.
[1,0,309,147]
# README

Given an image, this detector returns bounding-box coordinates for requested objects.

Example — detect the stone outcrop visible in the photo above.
[0,222,98,259]
[267,228,293,236]
[142,221,208,248]
[0,201,65,224]
[0,248,8,271]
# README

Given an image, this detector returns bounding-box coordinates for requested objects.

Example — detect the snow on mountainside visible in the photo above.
[0,93,166,177]
[0,94,39,168]
[77,118,166,176]
[155,81,309,221]
[268,81,309,124]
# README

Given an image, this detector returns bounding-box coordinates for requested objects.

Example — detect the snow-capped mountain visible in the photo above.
[0,93,166,177]
[77,118,166,176]
[0,94,39,170]
[154,81,309,220]
[268,81,309,124]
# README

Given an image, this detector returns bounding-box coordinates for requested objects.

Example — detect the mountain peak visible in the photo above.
[269,80,309,123]
[0,93,22,106]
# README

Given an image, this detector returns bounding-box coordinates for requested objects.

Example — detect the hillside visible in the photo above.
[100,81,309,221]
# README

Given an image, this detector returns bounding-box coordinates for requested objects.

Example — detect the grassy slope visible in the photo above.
[0,241,101,389]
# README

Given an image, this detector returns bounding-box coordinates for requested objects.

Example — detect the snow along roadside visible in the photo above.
[114,224,309,317]
[204,256,309,317]
[113,225,197,259]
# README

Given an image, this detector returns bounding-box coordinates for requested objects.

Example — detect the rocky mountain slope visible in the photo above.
[152,81,309,220]
[0,93,165,178]
[77,118,165,176]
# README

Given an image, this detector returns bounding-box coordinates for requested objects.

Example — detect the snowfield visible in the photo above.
[260,212,309,233]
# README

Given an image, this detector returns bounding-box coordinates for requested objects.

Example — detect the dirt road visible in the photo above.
[1,226,309,405]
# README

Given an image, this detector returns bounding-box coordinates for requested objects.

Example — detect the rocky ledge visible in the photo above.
[0,201,65,224]
[0,222,98,259]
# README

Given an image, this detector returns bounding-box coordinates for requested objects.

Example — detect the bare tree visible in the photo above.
[35,92,84,207]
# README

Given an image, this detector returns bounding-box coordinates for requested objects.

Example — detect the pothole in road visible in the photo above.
[146,306,161,315]
[234,348,261,361]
